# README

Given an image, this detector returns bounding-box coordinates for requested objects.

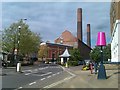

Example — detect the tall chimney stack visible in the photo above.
[87,24,91,47]
[77,8,82,41]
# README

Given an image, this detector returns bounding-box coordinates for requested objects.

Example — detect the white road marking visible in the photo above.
[38,67,48,70]
[52,74,56,76]
[24,67,49,73]
[40,72,52,76]
[24,67,50,76]
[32,72,52,77]
[60,66,76,76]
[57,72,60,74]
[44,67,48,69]
[50,67,60,68]
[43,75,75,88]
[29,82,36,85]
[38,68,42,70]
[25,73,31,75]
[18,87,23,89]
[47,75,51,78]
[23,70,32,72]
[34,69,38,71]
[43,66,76,88]
[41,78,46,81]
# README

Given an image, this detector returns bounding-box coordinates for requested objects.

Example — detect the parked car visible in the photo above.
[0,52,8,68]
[2,60,7,68]
[78,61,85,65]
[82,65,89,70]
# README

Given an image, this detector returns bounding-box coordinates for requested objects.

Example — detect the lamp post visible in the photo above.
[15,25,21,72]
[17,26,21,55]
[96,32,107,79]
[15,19,27,72]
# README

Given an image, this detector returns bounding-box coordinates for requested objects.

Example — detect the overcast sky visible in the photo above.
[2,1,111,48]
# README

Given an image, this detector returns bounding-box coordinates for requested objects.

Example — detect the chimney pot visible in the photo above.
[87,24,91,47]
[77,8,82,41]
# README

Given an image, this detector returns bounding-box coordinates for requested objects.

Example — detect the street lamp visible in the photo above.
[15,19,27,61]
[15,19,27,72]
[96,32,107,79]
[14,25,21,72]
[17,26,21,55]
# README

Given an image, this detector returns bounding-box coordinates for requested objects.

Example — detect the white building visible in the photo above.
[111,20,120,62]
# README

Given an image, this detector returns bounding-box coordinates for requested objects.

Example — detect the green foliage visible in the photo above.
[103,44,111,61]
[68,61,78,66]
[38,45,48,59]
[90,44,111,63]
[2,19,41,56]
[56,58,61,64]
[69,48,82,61]
[89,46,101,63]
[67,48,82,66]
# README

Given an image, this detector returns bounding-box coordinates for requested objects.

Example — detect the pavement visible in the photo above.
[1,64,120,89]
[50,66,119,89]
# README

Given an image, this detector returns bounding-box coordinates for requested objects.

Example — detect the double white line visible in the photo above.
[32,72,52,77]
[43,67,76,88]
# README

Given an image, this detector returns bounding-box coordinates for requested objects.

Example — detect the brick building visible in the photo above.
[39,8,92,61]
[55,30,77,46]
[39,42,72,62]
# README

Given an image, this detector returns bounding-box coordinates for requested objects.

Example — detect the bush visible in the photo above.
[56,58,61,65]
[68,61,78,66]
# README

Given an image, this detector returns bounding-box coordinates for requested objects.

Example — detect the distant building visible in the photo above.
[55,30,77,46]
[110,1,120,62]
[39,8,92,61]
[54,29,92,60]
[39,42,72,62]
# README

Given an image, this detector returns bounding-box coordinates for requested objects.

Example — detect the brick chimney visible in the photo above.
[87,24,91,47]
[77,8,82,41]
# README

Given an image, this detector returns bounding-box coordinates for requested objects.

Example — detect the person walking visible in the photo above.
[89,61,93,74]
[94,61,98,74]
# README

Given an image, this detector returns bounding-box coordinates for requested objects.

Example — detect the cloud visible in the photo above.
[1,0,112,2]
[2,2,111,47]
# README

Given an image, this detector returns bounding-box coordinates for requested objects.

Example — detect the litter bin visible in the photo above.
[17,62,21,72]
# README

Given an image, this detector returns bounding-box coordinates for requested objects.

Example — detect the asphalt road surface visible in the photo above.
[2,63,73,90]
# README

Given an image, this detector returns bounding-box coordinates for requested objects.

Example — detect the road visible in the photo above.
[2,63,74,90]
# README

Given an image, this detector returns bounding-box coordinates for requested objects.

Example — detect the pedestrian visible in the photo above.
[89,61,93,74]
[94,61,98,74]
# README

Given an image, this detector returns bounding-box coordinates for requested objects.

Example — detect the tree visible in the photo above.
[103,44,111,61]
[89,46,101,63]
[69,48,82,61]
[90,44,111,63]
[2,20,41,57]
[38,44,48,61]
[67,48,82,66]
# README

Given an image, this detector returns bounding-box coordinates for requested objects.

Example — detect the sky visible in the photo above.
[1,1,111,48]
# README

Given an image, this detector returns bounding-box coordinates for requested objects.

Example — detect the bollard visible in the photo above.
[17,62,22,72]
[65,62,68,68]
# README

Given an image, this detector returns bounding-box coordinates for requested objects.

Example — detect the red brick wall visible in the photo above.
[46,43,72,60]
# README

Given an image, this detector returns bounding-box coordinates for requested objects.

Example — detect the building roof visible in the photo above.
[46,42,73,47]
[40,42,73,48]
[59,48,71,57]
[54,30,77,45]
